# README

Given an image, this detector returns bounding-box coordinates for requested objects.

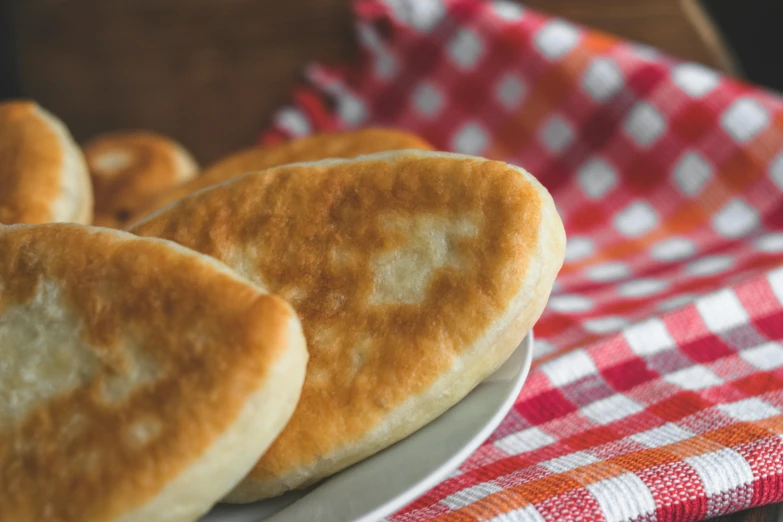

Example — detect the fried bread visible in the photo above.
[0,101,92,225]
[0,223,307,521]
[131,128,432,223]
[129,150,565,502]
[84,131,198,228]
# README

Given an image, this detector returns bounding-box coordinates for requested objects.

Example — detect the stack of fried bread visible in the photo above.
[0,100,565,521]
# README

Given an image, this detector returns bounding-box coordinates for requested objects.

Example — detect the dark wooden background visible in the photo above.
[3,0,737,164]
[4,0,358,163]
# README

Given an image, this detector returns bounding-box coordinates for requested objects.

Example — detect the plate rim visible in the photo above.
[208,333,534,522]
[355,332,534,522]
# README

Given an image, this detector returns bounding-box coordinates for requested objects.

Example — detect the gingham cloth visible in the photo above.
[260,1,783,520]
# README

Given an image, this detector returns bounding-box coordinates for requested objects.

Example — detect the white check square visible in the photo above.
[578,157,618,199]
[623,318,676,356]
[541,349,598,387]
[582,58,623,102]
[535,20,580,59]
[712,199,759,238]
[769,268,783,306]
[686,449,754,495]
[718,398,779,422]
[413,82,444,117]
[581,394,644,425]
[721,97,770,143]
[441,482,503,510]
[495,427,555,455]
[664,366,723,391]
[740,342,783,371]
[586,473,656,522]
[673,151,712,197]
[452,122,489,155]
[695,288,750,333]
[624,102,665,147]
[614,201,658,237]
[448,28,484,69]
[673,63,719,97]
[631,422,695,448]
[540,115,574,153]
[495,73,527,110]
[542,451,599,473]
[772,151,783,191]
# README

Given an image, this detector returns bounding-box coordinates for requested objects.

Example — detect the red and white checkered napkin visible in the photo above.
[261,0,783,520]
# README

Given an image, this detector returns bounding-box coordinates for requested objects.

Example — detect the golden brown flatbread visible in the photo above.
[0,101,92,225]
[130,150,565,502]
[0,223,307,521]
[84,131,198,228]
[130,128,432,224]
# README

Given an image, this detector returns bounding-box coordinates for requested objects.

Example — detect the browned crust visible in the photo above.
[84,131,198,228]
[130,151,551,493]
[130,128,433,223]
[0,224,297,522]
[0,102,69,224]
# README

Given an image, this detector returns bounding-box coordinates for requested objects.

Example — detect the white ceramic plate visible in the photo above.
[201,333,533,522]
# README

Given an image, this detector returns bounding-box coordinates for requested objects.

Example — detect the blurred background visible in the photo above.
[0,0,778,164]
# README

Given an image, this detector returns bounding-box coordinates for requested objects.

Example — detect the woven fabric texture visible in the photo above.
[260,1,783,520]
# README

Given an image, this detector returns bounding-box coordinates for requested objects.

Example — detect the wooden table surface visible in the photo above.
[5,2,770,520]
[715,504,778,522]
